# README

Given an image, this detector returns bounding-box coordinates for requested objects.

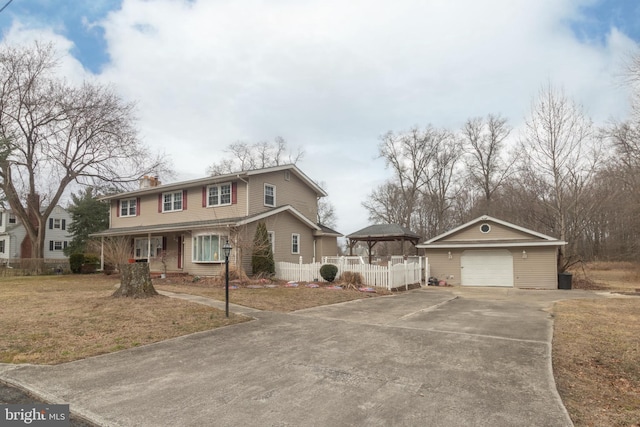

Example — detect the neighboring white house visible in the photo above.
[0,205,72,263]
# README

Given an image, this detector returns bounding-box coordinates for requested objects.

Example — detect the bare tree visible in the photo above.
[462,114,516,214]
[0,42,168,259]
[422,132,464,236]
[315,180,337,228]
[88,236,132,270]
[519,84,600,271]
[376,127,436,229]
[362,181,409,226]
[207,136,304,175]
[366,126,463,237]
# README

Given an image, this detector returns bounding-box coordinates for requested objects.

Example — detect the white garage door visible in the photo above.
[461,249,514,287]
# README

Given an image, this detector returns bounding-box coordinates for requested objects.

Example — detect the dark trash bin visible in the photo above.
[558,272,572,290]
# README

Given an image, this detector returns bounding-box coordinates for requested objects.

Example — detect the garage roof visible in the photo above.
[416,215,566,249]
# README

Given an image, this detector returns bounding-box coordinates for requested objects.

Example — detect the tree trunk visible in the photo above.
[113,263,158,298]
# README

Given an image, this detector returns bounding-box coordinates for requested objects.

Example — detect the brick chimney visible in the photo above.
[140,176,161,189]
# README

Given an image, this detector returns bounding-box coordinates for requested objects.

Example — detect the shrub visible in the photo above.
[320,264,338,282]
[251,222,275,276]
[69,253,84,274]
[83,254,100,265]
[340,271,363,286]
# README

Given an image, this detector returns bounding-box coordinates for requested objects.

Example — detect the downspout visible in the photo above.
[236,174,249,217]
[147,233,151,263]
[236,174,249,273]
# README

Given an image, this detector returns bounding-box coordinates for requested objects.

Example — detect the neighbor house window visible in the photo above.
[49,218,66,230]
[192,234,227,263]
[120,199,137,217]
[207,183,232,206]
[264,184,276,207]
[291,233,300,254]
[49,241,67,251]
[134,237,163,259]
[0,240,5,253]
[8,213,16,224]
[163,191,183,212]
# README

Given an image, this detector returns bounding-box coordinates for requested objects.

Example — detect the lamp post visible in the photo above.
[223,240,232,317]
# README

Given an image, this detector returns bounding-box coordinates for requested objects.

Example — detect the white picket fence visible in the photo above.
[275,257,428,290]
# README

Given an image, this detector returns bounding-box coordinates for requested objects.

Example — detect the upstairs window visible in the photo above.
[163,191,183,212]
[207,183,232,207]
[120,198,137,217]
[8,213,16,224]
[264,184,276,207]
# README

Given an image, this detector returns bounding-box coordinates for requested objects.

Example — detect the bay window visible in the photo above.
[193,234,228,263]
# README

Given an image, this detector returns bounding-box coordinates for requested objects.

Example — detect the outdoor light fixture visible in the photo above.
[223,240,232,317]
[448,251,452,260]
[522,250,527,259]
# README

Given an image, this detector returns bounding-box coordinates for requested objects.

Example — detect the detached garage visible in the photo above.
[417,216,566,289]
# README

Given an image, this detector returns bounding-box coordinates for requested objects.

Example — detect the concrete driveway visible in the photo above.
[0,287,603,426]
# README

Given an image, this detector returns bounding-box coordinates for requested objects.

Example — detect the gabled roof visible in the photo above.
[90,205,324,237]
[416,215,566,248]
[317,224,343,237]
[99,164,327,201]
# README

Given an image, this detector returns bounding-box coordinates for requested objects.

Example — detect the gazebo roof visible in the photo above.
[347,224,421,242]
[346,224,421,264]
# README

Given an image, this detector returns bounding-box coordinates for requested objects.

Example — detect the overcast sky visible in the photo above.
[1,0,639,236]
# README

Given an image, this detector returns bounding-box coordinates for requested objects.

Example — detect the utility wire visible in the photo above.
[0,0,14,14]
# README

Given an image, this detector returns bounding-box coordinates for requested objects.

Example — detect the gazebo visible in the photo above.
[347,224,421,264]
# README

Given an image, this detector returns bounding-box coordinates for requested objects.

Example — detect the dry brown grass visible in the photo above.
[0,275,248,365]
[554,261,640,427]
[156,275,389,312]
[571,261,640,293]
[0,273,390,365]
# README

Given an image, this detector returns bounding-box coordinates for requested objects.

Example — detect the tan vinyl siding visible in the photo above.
[425,249,462,285]
[316,236,338,259]
[513,246,558,289]
[110,180,249,229]
[426,247,558,289]
[238,211,318,275]
[445,222,537,241]
[247,171,319,223]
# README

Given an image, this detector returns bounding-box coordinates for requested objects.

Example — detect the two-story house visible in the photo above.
[0,205,72,263]
[93,164,341,275]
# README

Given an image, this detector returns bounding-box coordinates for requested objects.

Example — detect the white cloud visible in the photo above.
[3,0,639,236]
[1,22,90,83]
